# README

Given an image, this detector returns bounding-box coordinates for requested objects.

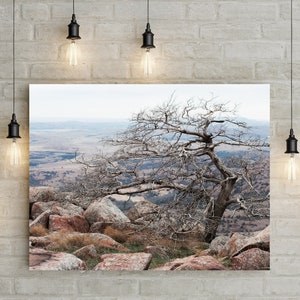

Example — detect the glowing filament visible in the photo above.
[288,153,297,182]
[143,49,153,77]
[69,40,78,66]
[8,138,21,166]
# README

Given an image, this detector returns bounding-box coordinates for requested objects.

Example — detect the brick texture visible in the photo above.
[0,0,299,299]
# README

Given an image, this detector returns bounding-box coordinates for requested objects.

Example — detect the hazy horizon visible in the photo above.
[30,116,270,124]
[30,84,270,123]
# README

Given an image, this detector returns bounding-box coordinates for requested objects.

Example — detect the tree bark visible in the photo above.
[203,149,237,243]
[203,176,237,243]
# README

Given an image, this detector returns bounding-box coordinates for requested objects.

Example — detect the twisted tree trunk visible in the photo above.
[203,176,237,243]
[203,149,238,243]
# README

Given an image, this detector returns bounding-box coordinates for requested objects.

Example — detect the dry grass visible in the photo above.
[125,228,155,244]
[47,231,88,251]
[45,231,127,252]
[29,224,49,237]
[103,226,128,243]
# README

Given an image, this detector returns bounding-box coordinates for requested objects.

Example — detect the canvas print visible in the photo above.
[29,84,270,271]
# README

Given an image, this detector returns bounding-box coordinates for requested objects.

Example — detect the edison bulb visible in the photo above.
[7,138,21,166]
[143,49,153,77]
[287,153,298,182]
[69,40,78,66]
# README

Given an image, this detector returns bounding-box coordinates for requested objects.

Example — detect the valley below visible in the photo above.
[29,120,270,271]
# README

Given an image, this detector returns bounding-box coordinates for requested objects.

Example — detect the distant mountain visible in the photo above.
[30,120,129,130]
[238,117,269,138]
[30,117,269,135]
[30,120,130,139]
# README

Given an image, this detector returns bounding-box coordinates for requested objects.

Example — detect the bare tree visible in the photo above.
[71,97,269,243]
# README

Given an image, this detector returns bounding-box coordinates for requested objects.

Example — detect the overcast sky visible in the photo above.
[30,84,269,122]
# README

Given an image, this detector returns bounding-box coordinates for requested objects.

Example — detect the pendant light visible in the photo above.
[7,0,21,166]
[141,0,155,77]
[285,0,299,182]
[66,0,81,66]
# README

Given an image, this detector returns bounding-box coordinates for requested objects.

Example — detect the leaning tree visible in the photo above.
[72,97,269,243]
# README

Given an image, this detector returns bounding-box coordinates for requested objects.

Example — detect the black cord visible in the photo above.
[73,0,75,15]
[291,0,293,129]
[12,0,15,114]
[147,0,149,24]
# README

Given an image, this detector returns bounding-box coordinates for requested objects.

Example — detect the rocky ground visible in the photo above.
[29,187,270,271]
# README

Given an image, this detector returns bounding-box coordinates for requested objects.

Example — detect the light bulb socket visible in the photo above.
[285,128,299,153]
[141,23,155,49]
[7,113,21,139]
[67,14,81,40]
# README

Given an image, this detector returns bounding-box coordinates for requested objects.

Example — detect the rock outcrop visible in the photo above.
[29,235,52,248]
[218,232,249,257]
[94,253,152,270]
[51,203,84,217]
[89,222,108,233]
[84,196,130,225]
[217,225,270,259]
[209,235,230,255]
[29,247,86,271]
[154,255,227,271]
[31,201,84,220]
[232,248,270,270]
[231,225,270,257]
[73,244,97,260]
[29,187,62,204]
[29,187,270,272]
[209,225,270,270]
[29,209,51,228]
[31,201,57,220]
[48,214,89,233]
[126,200,159,222]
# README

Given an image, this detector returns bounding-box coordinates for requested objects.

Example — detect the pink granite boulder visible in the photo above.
[48,214,90,233]
[29,247,86,271]
[94,253,152,270]
[232,248,270,270]
[154,255,227,271]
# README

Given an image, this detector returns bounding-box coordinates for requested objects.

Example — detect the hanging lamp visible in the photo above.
[66,0,81,66]
[141,0,155,77]
[285,0,299,182]
[7,0,21,166]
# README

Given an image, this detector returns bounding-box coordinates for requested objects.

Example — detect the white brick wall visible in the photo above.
[0,0,299,298]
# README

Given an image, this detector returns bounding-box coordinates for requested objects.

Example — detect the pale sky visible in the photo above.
[29,84,270,122]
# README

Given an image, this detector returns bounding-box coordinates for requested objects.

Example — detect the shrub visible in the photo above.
[29,224,49,237]
[29,187,64,203]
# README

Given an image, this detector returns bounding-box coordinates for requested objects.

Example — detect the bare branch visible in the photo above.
[67,97,269,243]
